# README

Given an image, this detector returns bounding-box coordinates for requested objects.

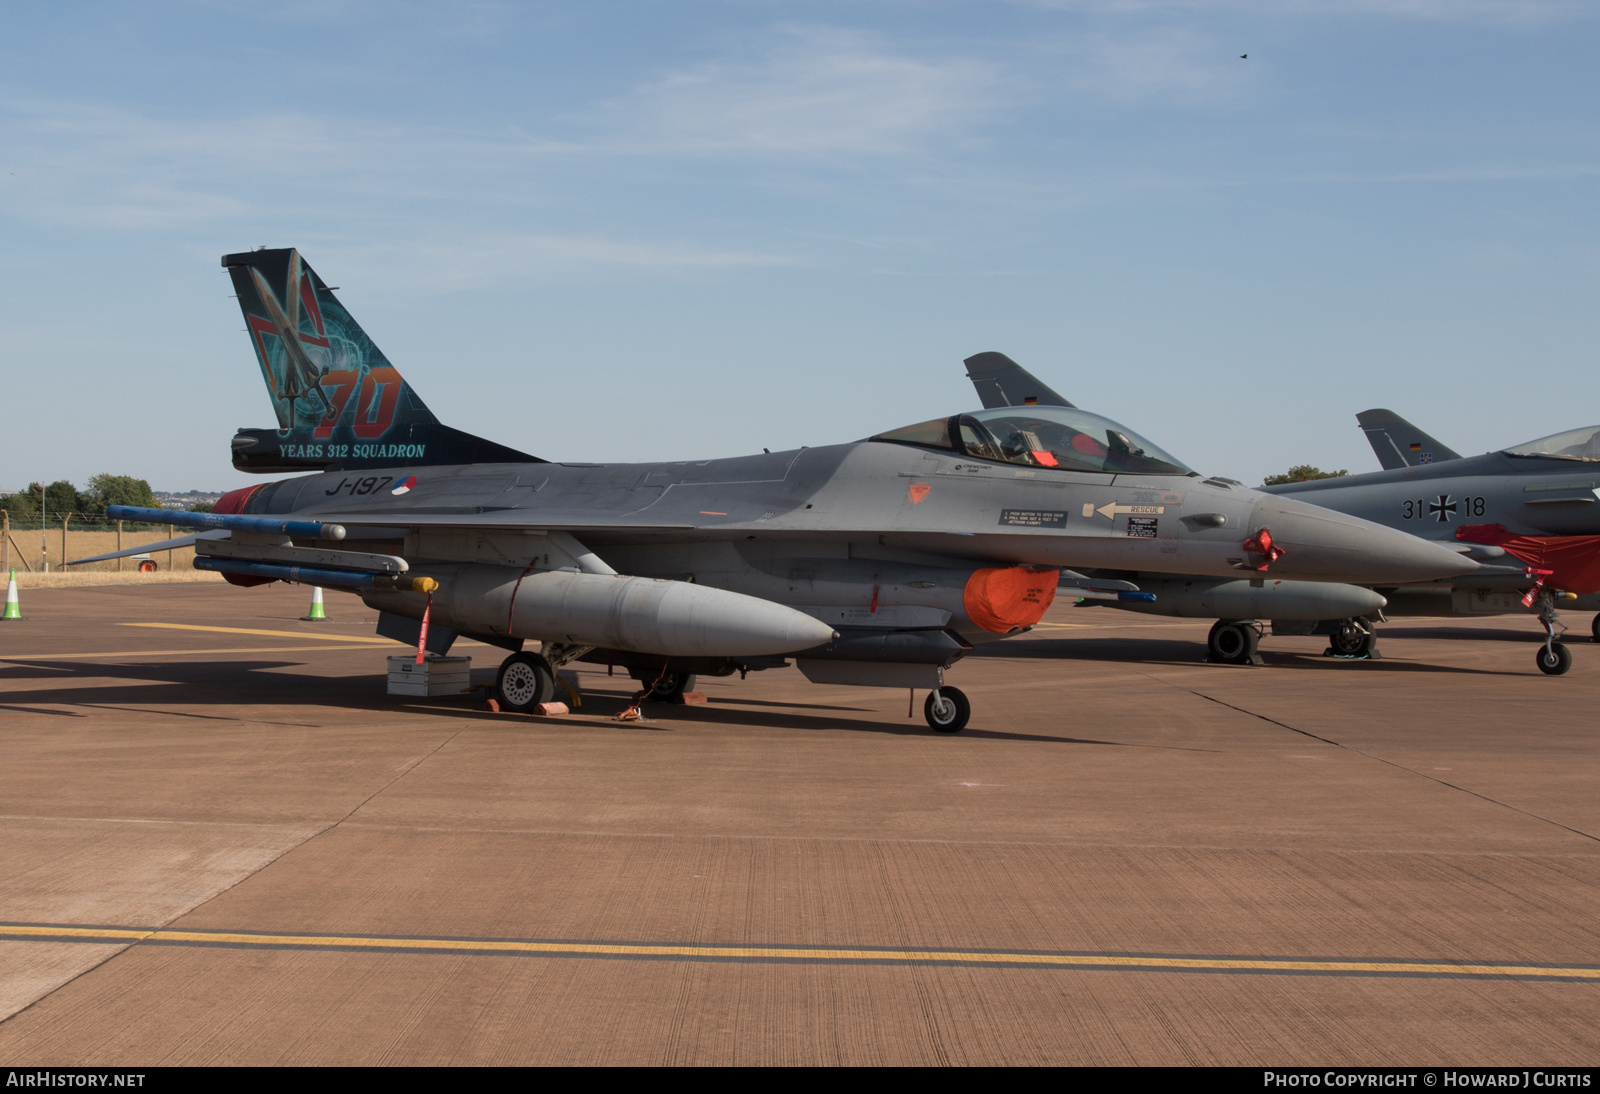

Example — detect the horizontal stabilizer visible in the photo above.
[1356,409,1461,470]
[66,531,217,566]
[963,351,1074,409]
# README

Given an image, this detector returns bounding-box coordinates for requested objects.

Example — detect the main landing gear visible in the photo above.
[496,651,556,712]
[1326,616,1380,660]
[636,670,697,703]
[924,686,971,733]
[1535,593,1572,677]
[1207,620,1263,666]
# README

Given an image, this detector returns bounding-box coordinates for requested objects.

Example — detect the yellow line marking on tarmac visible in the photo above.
[2,922,1594,980]
[121,623,396,644]
[0,645,392,661]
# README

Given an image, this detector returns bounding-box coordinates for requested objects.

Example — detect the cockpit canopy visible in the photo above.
[1504,426,1600,463]
[871,406,1194,476]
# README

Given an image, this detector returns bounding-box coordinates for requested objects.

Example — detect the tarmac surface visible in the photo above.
[0,582,1597,1065]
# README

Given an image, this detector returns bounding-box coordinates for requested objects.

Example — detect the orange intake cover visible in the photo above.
[962,566,1058,633]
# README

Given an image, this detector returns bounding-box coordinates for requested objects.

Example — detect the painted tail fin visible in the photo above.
[963,351,1075,410]
[222,248,541,473]
[1355,409,1461,471]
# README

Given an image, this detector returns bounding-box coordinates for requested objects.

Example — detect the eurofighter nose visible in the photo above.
[1247,495,1480,585]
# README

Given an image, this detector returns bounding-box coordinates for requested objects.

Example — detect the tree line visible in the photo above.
[0,476,213,527]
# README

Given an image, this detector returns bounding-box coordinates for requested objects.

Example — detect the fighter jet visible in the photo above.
[1270,413,1600,665]
[965,354,1597,675]
[76,250,1480,730]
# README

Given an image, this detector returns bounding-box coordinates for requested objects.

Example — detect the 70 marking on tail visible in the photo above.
[313,367,404,439]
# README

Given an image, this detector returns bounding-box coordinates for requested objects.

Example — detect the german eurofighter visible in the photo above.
[1270,412,1600,669]
[84,250,1481,729]
[964,354,1595,675]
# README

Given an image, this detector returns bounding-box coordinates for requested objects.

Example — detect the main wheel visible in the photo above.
[1591,614,1599,643]
[1207,620,1257,665]
[1536,642,1572,676]
[641,670,697,703]
[497,652,556,712]
[924,686,971,733]
[137,560,157,573]
[1328,618,1368,657]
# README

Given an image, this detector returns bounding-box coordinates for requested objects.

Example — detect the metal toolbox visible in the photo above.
[387,655,472,697]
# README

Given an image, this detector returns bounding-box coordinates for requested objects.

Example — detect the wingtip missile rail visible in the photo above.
[105,505,346,541]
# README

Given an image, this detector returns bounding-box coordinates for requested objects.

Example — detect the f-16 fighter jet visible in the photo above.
[83,250,1479,731]
[966,354,1595,675]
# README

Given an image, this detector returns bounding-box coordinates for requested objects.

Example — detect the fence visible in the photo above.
[0,511,195,574]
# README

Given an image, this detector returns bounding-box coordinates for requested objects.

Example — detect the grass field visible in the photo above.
[1,528,203,578]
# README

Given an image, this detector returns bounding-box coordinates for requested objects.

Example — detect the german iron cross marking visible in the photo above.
[1429,494,1457,522]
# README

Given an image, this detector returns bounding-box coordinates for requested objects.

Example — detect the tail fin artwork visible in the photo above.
[963,352,1075,410]
[223,248,542,473]
[1355,409,1461,471]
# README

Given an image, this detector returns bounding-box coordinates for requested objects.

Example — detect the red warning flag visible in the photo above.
[1457,524,1600,595]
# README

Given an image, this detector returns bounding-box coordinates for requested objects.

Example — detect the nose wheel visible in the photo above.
[1537,643,1572,676]
[497,651,557,712]
[924,687,970,733]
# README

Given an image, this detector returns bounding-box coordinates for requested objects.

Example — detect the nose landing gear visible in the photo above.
[1535,594,1572,676]
[924,686,971,733]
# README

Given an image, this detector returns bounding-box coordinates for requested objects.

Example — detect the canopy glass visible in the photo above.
[1504,426,1600,463]
[873,407,1194,476]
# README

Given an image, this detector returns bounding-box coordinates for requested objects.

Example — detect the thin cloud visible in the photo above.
[590,28,1004,156]
[380,233,792,288]
[1050,27,1252,104]
[1017,0,1588,23]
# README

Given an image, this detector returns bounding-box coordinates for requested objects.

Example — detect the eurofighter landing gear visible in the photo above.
[1207,620,1263,666]
[1535,594,1572,676]
[497,651,556,712]
[1536,643,1572,675]
[1591,614,1599,643]
[924,686,971,733]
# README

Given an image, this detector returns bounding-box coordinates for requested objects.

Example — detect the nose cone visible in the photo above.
[1248,495,1479,584]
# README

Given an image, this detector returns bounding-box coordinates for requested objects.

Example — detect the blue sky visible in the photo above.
[2,0,1596,492]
